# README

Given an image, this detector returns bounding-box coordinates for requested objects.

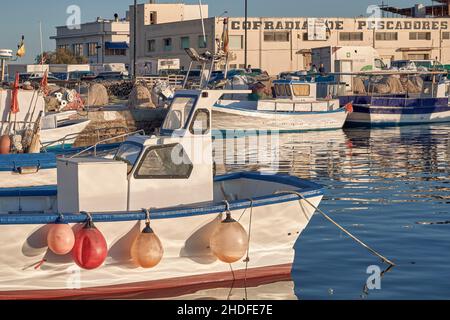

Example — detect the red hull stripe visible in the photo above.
[0,264,292,300]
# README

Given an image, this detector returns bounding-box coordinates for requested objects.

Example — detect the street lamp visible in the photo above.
[244,0,248,69]
[133,0,137,79]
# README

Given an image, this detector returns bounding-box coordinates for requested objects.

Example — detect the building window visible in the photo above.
[198,35,208,48]
[147,39,156,52]
[88,43,98,56]
[180,36,190,50]
[105,48,127,56]
[407,53,430,60]
[150,11,157,25]
[375,32,398,41]
[229,35,243,49]
[409,32,431,40]
[163,38,172,51]
[73,43,84,56]
[339,32,363,41]
[443,32,450,40]
[264,32,290,42]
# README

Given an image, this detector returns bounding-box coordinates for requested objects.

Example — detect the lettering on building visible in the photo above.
[230,19,449,31]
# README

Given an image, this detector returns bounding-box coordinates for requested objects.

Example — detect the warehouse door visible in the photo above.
[303,53,312,70]
[336,60,353,92]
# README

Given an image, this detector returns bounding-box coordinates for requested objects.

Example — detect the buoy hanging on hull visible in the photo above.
[131,222,164,269]
[72,220,108,270]
[0,135,11,154]
[47,223,75,255]
[210,212,249,264]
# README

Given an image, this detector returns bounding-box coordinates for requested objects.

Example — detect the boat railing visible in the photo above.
[68,129,146,159]
[41,126,130,152]
[41,132,83,151]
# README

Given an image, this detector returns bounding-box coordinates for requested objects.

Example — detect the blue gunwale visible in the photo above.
[0,172,324,225]
[0,143,121,172]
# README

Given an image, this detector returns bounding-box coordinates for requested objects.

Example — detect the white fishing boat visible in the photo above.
[212,80,352,133]
[0,89,324,299]
[0,89,90,149]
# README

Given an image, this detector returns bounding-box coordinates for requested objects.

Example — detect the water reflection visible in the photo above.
[214,124,450,300]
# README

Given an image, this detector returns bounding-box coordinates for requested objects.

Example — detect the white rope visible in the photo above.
[276,191,396,266]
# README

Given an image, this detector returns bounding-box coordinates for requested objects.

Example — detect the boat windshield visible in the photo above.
[162,96,196,131]
[114,143,142,174]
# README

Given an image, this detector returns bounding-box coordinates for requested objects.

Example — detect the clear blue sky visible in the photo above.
[1,0,417,63]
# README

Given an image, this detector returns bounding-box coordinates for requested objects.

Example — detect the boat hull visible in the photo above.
[341,96,450,126]
[0,173,323,299]
[40,119,91,146]
[212,105,348,133]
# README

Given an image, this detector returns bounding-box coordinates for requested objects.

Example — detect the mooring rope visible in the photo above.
[276,190,396,266]
[243,199,254,301]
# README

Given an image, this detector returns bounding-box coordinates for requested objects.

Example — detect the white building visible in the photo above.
[131,3,450,75]
[129,1,209,74]
[51,15,130,66]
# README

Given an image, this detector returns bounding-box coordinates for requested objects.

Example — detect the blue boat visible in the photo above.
[339,72,450,126]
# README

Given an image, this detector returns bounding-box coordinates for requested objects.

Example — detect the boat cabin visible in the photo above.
[272,79,318,103]
[57,90,242,213]
[255,80,340,113]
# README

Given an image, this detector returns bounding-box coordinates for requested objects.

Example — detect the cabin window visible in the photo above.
[189,109,210,135]
[285,85,292,97]
[115,143,143,174]
[292,84,311,97]
[278,84,287,96]
[162,96,196,131]
[135,144,193,179]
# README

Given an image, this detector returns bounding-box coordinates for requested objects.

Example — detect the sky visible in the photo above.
[0,0,420,63]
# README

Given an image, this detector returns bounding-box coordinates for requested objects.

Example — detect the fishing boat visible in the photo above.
[0,89,324,299]
[212,79,352,133]
[0,142,120,189]
[339,71,450,126]
[0,88,91,150]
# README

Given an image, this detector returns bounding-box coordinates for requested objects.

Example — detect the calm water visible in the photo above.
[211,124,450,300]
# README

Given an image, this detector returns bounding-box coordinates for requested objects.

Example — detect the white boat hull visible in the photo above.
[40,119,91,146]
[0,174,323,299]
[212,105,348,132]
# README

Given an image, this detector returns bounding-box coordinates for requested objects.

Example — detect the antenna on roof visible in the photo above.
[198,0,207,45]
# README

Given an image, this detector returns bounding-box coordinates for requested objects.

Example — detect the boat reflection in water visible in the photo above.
[119,276,297,300]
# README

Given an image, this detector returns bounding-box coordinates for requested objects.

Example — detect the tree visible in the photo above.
[35,48,88,64]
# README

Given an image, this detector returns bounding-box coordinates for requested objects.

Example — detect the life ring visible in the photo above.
[54,92,63,101]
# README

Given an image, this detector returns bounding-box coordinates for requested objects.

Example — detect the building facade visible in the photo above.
[129,2,209,74]
[51,16,130,66]
[134,14,450,75]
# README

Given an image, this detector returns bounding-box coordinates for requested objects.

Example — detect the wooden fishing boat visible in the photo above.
[0,89,90,149]
[0,89,324,299]
[212,80,351,133]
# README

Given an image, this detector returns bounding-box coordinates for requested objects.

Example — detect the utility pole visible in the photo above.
[244,0,248,68]
[133,0,137,79]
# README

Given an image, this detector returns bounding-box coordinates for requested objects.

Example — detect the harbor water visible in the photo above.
[209,124,450,300]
